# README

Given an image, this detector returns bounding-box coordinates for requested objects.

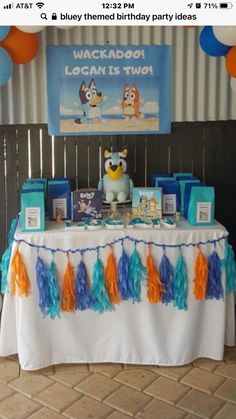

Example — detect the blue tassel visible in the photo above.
[159,253,174,305]
[91,257,113,313]
[173,255,188,311]
[75,260,95,310]
[0,247,12,294]
[225,243,236,294]
[129,248,147,303]
[48,261,61,319]
[36,256,50,315]
[36,257,61,318]
[206,250,224,300]
[8,215,18,246]
[118,248,133,300]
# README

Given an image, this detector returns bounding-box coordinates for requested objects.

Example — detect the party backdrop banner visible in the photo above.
[46,45,172,136]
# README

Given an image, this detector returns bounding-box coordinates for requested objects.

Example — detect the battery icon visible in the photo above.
[219,2,233,8]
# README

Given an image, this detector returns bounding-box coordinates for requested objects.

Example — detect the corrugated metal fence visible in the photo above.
[1,120,236,258]
[0,26,236,124]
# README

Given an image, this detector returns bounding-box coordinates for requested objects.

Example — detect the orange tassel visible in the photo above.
[61,260,75,312]
[194,250,208,299]
[11,249,30,296]
[105,251,119,304]
[146,254,163,303]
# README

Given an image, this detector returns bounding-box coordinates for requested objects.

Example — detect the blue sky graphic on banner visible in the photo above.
[46,45,171,136]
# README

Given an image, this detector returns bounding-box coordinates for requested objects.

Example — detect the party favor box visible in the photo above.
[21,182,45,232]
[132,187,162,218]
[48,178,71,220]
[72,188,103,222]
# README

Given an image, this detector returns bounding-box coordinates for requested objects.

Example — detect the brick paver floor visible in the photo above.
[0,347,236,418]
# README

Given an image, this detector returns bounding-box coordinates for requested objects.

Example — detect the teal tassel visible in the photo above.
[91,257,113,313]
[173,255,188,311]
[8,215,18,246]
[130,248,147,303]
[48,261,61,319]
[225,243,236,294]
[0,247,12,294]
[0,215,19,294]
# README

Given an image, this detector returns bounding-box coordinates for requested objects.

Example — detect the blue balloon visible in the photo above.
[199,26,231,57]
[0,26,10,41]
[0,47,13,87]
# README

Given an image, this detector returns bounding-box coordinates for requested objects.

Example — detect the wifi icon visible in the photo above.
[36,2,44,8]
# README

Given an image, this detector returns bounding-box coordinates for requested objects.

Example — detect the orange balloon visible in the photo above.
[226,46,236,78]
[0,26,39,64]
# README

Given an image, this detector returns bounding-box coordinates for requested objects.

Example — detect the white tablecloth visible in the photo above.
[0,220,235,370]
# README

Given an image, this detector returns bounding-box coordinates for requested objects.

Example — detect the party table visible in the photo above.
[0,219,235,370]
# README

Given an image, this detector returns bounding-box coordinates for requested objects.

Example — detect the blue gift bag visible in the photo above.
[150,173,171,187]
[154,177,175,187]
[25,178,48,212]
[48,178,71,220]
[21,185,45,232]
[175,175,197,181]
[173,172,193,178]
[158,180,180,215]
[188,186,215,226]
[184,182,204,219]
[179,179,201,215]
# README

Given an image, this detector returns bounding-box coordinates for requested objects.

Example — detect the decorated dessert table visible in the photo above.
[0,217,235,370]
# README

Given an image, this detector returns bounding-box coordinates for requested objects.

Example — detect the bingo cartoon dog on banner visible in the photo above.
[98,147,134,202]
[121,83,144,120]
[74,79,106,129]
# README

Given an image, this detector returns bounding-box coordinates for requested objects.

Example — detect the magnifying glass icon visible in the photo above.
[40,13,47,20]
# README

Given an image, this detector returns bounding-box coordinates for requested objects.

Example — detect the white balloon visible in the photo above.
[16,26,46,33]
[213,26,236,46]
[56,26,74,30]
[230,77,236,93]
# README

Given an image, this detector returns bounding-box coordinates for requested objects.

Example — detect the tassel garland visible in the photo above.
[206,250,224,300]
[194,250,208,299]
[75,260,95,310]
[11,249,30,296]
[61,260,75,312]
[4,220,235,319]
[92,257,113,313]
[159,253,174,305]
[173,255,188,310]
[146,254,163,303]
[130,248,147,303]
[225,243,236,294]
[105,251,119,304]
[0,247,12,294]
[118,248,133,300]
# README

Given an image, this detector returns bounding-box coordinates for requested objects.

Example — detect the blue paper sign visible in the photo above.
[46,45,171,136]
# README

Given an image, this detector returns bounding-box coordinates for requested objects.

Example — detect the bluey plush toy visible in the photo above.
[98,147,134,202]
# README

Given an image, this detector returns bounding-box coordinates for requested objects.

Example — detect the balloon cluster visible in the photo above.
[0,26,74,87]
[200,26,236,93]
[0,26,42,87]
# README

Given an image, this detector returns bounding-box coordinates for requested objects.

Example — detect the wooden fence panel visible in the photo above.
[41,126,52,179]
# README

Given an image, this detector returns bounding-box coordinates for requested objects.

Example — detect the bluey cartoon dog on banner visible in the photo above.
[74,79,107,130]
